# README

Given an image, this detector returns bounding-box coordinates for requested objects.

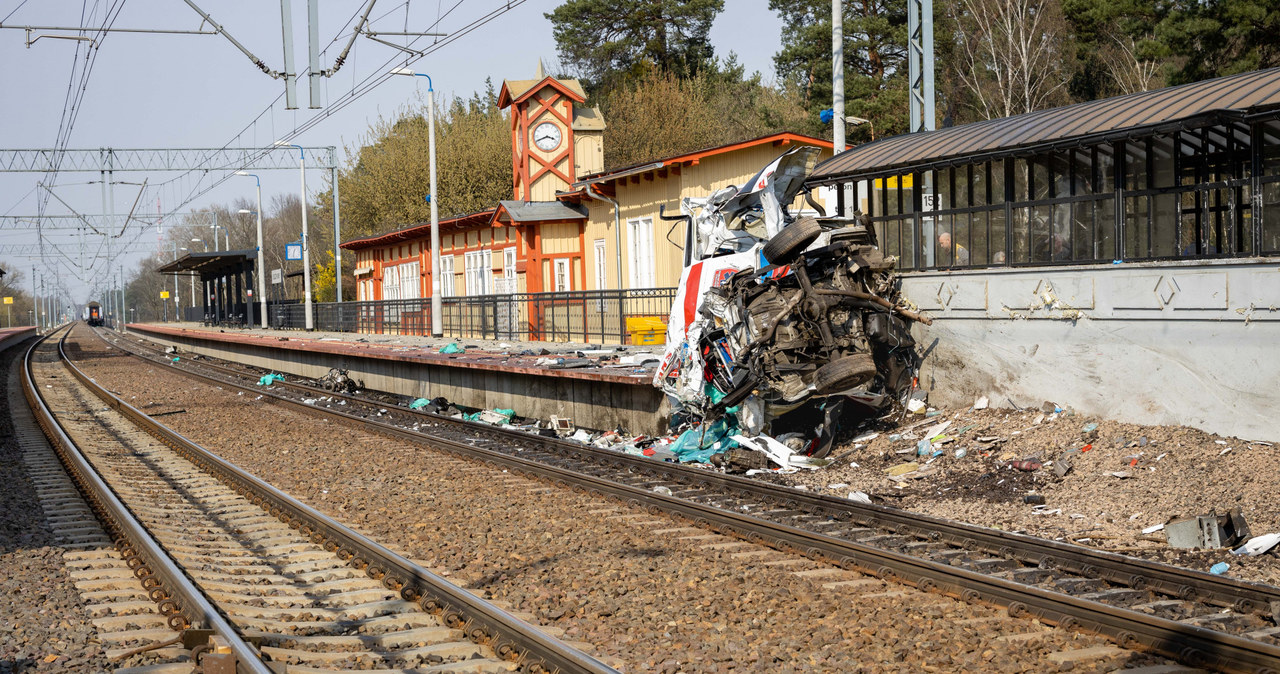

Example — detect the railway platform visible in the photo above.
[124,322,669,435]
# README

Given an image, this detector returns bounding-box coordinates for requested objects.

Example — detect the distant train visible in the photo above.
[85,301,104,327]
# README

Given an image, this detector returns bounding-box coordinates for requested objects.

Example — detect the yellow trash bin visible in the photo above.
[626,317,667,346]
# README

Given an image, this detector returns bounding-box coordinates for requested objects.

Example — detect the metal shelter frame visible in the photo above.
[157,250,258,327]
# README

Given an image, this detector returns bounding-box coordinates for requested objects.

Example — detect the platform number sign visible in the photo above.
[285,242,303,261]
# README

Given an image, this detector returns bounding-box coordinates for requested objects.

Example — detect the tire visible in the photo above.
[762,217,822,264]
[813,354,878,395]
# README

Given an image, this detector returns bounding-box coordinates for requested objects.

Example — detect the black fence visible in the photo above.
[269,288,678,345]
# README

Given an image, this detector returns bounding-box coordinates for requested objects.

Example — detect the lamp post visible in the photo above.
[210,223,230,251]
[236,171,268,329]
[390,67,442,337]
[275,141,314,330]
[192,238,207,321]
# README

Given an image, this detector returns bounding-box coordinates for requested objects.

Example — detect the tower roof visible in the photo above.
[498,62,587,108]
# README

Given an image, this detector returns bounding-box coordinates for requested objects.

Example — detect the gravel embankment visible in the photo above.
[773,407,1280,585]
[68,328,1168,673]
[0,344,112,673]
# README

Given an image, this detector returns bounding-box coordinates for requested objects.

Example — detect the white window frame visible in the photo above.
[438,254,454,297]
[554,258,571,292]
[464,249,494,296]
[382,264,400,301]
[593,239,607,290]
[398,260,420,300]
[627,217,655,288]
[502,246,517,294]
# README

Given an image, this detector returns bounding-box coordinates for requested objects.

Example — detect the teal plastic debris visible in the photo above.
[703,383,726,405]
[1210,562,1230,575]
[171,357,180,362]
[668,416,738,463]
[463,411,482,422]
[408,398,430,410]
[439,342,465,354]
[257,373,284,385]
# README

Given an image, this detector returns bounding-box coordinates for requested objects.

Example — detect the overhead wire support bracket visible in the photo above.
[180,0,287,80]
[360,30,444,58]
[22,29,95,48]
[321,0,377,77]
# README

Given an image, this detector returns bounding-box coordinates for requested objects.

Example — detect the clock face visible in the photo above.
[532,121,562,152]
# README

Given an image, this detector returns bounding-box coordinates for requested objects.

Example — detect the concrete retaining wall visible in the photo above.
[127,326,667,436]
[902,258,1280,440]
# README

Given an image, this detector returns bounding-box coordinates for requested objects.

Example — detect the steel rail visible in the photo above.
[61,330,617,674]
[111,329,1280,617]
[21,328,273,674]
[95,329,1280,673]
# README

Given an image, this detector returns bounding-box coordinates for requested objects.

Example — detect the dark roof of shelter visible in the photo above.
[810,67,1280,182]
[156,250,256,276]
[496,200,586,222]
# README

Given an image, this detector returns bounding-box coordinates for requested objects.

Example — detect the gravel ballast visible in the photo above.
[0,343,112,673]
[65,327,1179,672]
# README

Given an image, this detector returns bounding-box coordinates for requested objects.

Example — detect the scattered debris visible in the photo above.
[257,373,285,386]
[439,342,465,354]
[318,367,363,394]
[1210,562,1230,575]
[1165,509,1251,549]
[1233,533,1280,557]
[973,396,988,410]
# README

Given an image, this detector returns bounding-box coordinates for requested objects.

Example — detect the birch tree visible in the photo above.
[948,0,1073,119]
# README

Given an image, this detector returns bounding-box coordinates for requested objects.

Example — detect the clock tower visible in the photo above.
[498,61,605,202]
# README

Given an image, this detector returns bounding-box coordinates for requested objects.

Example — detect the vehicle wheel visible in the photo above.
[813,354,878,395]
[762,217,822,264]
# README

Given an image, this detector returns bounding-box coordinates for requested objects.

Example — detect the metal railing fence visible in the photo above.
[270,288,677,345]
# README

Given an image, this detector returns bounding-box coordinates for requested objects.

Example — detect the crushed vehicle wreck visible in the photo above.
[654,146,931,466]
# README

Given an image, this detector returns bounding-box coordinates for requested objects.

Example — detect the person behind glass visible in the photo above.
[938,231,969,266]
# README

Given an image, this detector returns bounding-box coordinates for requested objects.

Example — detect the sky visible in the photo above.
[0,0,785,302]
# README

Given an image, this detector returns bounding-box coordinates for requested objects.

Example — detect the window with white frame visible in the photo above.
[398,261,420,300]
[439,254,454,297]
[627,217,654,288]
[594,239,607,290]
[503,246,517,291]
[382,264,400,301]
[554,258,571,291]
[464,249,493,295]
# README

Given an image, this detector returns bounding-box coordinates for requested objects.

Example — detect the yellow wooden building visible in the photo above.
[343,64,836,308]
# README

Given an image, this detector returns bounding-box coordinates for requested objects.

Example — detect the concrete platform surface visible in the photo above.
[123,322,668,435]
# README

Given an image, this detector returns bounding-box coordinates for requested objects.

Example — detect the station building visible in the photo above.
[341,64,835,304]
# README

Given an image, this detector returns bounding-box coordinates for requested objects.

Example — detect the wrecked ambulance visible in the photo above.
[653,146,931,460]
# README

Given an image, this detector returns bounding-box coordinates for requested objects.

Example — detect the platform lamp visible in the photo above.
[236,173,267,329]
[390,67,442,337]
[274,141,314,330]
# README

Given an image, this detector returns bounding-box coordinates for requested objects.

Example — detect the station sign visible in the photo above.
[160,291,170,299]
[285,242,303,261]
[271,268,283,285]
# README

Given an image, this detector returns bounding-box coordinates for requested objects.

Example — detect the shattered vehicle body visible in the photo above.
[654,147,930,462]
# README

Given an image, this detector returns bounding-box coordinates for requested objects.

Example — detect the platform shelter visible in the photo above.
[157,250,258,326]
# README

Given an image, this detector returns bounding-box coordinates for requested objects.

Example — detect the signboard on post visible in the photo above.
[160,291,170,299]
[271,268,283,285]
[2,297,11,304]
[285,242,303,261]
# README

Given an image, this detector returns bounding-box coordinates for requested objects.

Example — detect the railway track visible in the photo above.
[96,325,1280,672]
[23,326,617,674]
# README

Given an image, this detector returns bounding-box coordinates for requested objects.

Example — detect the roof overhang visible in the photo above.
[570,132,837,192]
[494,200,587,223]
[156,250,257,276]
[340,209,498,250]
[808,67,1280,184]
